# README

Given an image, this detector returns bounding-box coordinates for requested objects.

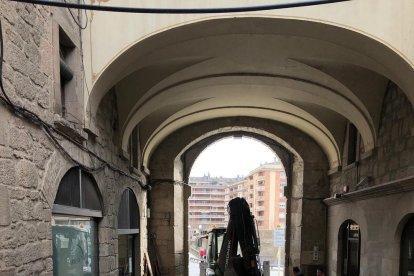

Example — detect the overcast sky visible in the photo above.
[190,137,277,178]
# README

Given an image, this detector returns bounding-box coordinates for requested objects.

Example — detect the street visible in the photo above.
[188,254,284,276]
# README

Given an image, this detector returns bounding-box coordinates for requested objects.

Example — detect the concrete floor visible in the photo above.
[188,254,284,276]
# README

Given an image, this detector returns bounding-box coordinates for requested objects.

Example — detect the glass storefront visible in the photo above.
[52,216,98,276]
[118,235,135,276]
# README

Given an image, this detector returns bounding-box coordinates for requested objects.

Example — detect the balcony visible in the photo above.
[256,196,265,201]
[256,186,265,192]
[189,215,225,219]
[256,206,265,211]
[189,202,225,207]
[256,216,264,221]
[191,190,224,195]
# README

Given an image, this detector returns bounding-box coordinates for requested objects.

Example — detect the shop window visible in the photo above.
[118,189,140,276]
[400,217,414,275]
[338,220,360,276]
[52,167,102,276]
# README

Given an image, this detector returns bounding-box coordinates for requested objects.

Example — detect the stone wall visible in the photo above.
[330,83,414,194]
[149,117,330,275]
[0,2,147,275]
[326,83,414,275]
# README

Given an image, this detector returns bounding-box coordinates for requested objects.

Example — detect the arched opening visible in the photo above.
[148,117,328,276]
[399,215,414,276]
[117,188,141,276]
[338,220,361,276]
[52,167,103,275]
[186,135,289,275]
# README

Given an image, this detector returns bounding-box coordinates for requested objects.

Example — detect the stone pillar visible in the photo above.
[182,184,192,276]
[286,157,303,274]
[299,165,329,275]
[149,182,175,275]
[149,181,190,276]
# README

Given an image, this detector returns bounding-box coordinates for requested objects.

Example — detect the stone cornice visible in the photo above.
[324,175,414,206]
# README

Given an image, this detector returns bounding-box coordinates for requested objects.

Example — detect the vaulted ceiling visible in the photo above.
[88,17,414,171]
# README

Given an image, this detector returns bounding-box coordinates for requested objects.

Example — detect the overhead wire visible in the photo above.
[10,0,351,14]
[2,0,351,189]
[64,0,88,29]
[0,19,150,190]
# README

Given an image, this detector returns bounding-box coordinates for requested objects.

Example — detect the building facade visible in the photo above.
[187,176,234,233]
[224,160,287,266]
[2,1,414,275]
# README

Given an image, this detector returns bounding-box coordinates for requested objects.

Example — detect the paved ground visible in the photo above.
[188,254,284,276]
[189,254,200,276]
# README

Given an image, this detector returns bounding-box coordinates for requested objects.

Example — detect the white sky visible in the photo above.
[190,137,277,178]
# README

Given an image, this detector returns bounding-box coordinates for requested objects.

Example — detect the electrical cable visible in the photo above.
[11,0,351,14]
[0,19,150,190]
[64,0,88,29]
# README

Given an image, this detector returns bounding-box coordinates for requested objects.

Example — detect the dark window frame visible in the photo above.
[339,220,361,276]
[400,217,414,275]
[53,167,103,217]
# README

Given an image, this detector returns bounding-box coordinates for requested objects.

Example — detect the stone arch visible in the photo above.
[86,16,414,173]
[87,16,414,120]
[173,126,300,183]
[41,151,74,209]
[41,149,105,210]
[393,213,414,276]
[148,116,329,275]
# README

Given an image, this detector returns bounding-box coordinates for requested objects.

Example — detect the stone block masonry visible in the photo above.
[0,2,148,275]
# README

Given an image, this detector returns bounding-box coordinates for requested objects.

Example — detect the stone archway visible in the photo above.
[148,116,330,276]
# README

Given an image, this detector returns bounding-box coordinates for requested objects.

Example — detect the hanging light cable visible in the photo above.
[10,0,350,14]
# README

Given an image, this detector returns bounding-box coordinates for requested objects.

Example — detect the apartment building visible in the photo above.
[188,175,243,234]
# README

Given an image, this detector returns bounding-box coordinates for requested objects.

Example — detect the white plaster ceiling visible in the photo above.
[88,17,414,171]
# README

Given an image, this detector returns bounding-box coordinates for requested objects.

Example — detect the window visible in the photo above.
[279,202,286,209]
[346,123,359,165]
[338,220,360,276]
[52,216,98,275]
[280,192,284,197]
[53,167,102,213]
[278,213,285,218]
[129,127,140,171]
[118,189,140,276]
[280,172,286,178]
[400,217,414,275]
[52,167,102,276]
[54,25,83,122]
[58,27,75,117]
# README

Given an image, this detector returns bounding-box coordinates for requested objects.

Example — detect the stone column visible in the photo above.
[299,165,329,274]
[182,184,192,276]
[149,182,176,275]
[286,157,303,274]
[149,180,190,276]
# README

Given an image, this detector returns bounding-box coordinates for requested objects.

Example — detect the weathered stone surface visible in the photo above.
[15,160,38,189]
[0,186,10,226]
[0,159,15,186]
[0,268,16,276]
